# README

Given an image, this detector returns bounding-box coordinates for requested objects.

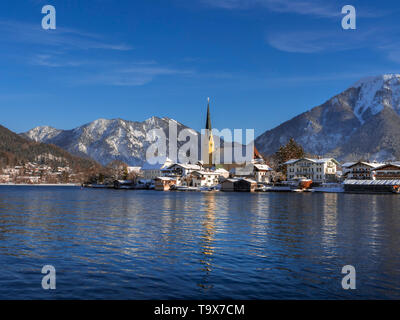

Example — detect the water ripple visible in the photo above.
[0,186,399,299]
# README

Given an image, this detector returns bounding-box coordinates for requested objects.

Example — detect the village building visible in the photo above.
[230,163,273,183]
[220,178,237,191]
[154,177,177,191]
[0,175,10,183]
[344,179,400,193]
[372,163,400,180]
[344,161,384,180]
[190,171,220,187]
[285,158,339,183]
[127,166,142,174]
[141,157,173,181]
[113,180,135,189]
[57,166,72,173]
[3,168,21,176]
[235,178,257,192]
[162,163,202,186]
[214,168,229,179]
[341,162,356,176]
[15,176,40,184]
[221,178,257,192]
[229,147,274,183]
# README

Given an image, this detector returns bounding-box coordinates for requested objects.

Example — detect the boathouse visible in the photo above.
[113,180,135,189]
[221,178,257,192]
[154,177,176,191]
[344,179,400,193]
[235,178,257,192]
[221,178,238,191]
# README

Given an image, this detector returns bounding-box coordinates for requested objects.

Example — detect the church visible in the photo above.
[202,97,215,167]
[201,98,273,182]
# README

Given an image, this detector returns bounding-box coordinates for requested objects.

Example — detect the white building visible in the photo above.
[191,171,220,187]
[371,162,400,180]
[0,175,10,183]
[344,161,384,180]
[231,163,273,183]
[141,157,173,181]
[341,162,356,176]
[285,158,339,183]
[214,168,230,179]
[127,166,141,174]
[162,163,202,186]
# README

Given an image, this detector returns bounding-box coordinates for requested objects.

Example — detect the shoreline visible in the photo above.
[0,183,80,187]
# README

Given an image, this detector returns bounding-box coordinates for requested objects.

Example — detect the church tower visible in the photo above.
[203,98,215,167]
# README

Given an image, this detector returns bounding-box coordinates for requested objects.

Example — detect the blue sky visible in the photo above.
[1,0,400,136]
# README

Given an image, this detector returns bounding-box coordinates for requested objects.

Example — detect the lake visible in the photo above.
[0,186,399,299]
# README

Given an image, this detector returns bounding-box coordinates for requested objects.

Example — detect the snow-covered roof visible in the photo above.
[221,177,256,184]
[222,178,239,183]
[142,157,173,170]
[283,159,299,165]
[341,162,356,168]
[166,163,201,170]
[193,170,220,176]
[372,163,400,170]
[253,164,272,171]
[347,161,384,169]
[314,158,339,164]
[115,180,133,184]
[344,179,400,185]
[231,167,252,175]
[284,158,339,165]
[155,177,176,181]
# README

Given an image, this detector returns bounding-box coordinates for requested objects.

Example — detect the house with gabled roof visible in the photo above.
[284,158,339,183]
[344,161,384,180]
[371,162,400,180]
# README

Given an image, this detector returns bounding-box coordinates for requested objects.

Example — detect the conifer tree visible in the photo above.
[275,138,305,174]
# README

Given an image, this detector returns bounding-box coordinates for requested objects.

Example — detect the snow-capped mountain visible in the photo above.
[23,74,400,165]
[22,117,199,166]
[255,74,400,161]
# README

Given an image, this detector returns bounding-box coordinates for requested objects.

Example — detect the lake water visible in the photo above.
[0,186,399,299]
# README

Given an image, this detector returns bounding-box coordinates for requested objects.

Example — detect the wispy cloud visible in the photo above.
[70,63,195,87]
[26,49,214,87]
[266,28,382,53]
[0,20,132,51]
[0,16,195,87]
[269,71,395,86]
[200,0,385,18]
[265,24,400,67]
[201,0,337,17]
[30,53,85,67]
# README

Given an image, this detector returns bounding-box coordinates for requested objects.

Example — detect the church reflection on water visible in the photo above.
[198,193,216,290]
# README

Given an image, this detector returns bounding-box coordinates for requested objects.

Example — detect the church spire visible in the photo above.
[203,97,215,167]
[205,97,212,131]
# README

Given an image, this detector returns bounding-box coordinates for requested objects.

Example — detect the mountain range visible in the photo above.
[21,74,400,164]
[22,117,199,166]
[255,74,400,161]
[0,124,99,171]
